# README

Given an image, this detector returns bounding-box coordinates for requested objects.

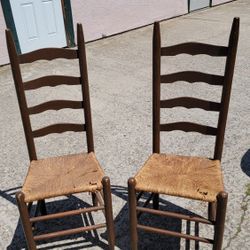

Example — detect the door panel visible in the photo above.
[42,0,57,35]
[9,0,66,53]
[21,2,38,39]
[190,0,210,11]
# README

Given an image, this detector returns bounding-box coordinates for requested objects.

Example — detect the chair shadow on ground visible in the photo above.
[241,149,250,177]
[0,187,109,249]
[1,185,203,250]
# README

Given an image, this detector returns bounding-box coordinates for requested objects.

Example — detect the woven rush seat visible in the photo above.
[22,152,105,203]
[134,153,224,202]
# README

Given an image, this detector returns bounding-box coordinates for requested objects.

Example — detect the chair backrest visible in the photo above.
[153,18,239,161]
[6,23,94,161]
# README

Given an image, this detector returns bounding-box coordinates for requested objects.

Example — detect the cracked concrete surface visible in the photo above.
[224,188,250,250]
[0,0,250,249]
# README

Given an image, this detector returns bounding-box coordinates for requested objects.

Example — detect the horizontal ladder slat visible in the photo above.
[160,122,217,135]
[161,71,224,85]
[34,223,106,241]
[24,76,81,90]
[160,97,220,111]
[161,42,228,56]
[137,224,214,244]
[19,48,78,63]
[136,207,213,225]
[29,100,83,114]
[30,206,104,223]
[33,123,85,138]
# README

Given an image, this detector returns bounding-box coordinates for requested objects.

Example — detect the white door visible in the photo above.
[9,0,67,53]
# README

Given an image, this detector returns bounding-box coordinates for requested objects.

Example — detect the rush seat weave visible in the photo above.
[134,154,224,202]
[22,152,105,202]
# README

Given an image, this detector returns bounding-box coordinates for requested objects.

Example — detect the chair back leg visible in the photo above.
[40,200,47,215]
[92,193,98,206]
[153,193,159,209]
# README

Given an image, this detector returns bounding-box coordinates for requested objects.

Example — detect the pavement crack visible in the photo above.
[223,185,250,250]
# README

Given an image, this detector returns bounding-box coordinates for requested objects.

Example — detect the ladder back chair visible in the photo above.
[6,24,115,249]
[128,18,239,250]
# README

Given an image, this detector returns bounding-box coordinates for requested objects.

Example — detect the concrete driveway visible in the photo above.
[0,0,249,249]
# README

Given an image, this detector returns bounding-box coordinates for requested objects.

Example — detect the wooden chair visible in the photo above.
[6,24,115,249]
[128,18,239,250]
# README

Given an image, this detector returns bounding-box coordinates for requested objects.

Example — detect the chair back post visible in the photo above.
[214,17,239,160]
[6,30,37,161]
[153,22,161,154]
[77,23,94,153]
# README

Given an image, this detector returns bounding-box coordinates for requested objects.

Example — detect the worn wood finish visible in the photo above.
[6,24,94,150]
[160,122,217,135]
[137,224,214,244]
[152,21,161,210]
[129,18,239,250]
[6,29,37,161]
[32,123,85,138]
[29,100,83,114]
[30,205,104,223]
[16,192,37,249]
[214,18,240,161]
[153,21,161,154]
[24,76,81,90]
[7,23,115,248]
[102,177,116,249]
[128,178,138,250]
[161,42,228,56]
[137,206,213,225]
[77,23,94,153]
[209,201,217,222]
[160,97,221,111]
[213,192,228,250]
[19,47,78,63]
[161,71,224,85]
[34,223,106,241]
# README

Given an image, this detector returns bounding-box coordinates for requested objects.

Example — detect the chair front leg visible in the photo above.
[102,176,115,250]
[128,177,138,250]
[16,192,37,250]
[213,191,228,250]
